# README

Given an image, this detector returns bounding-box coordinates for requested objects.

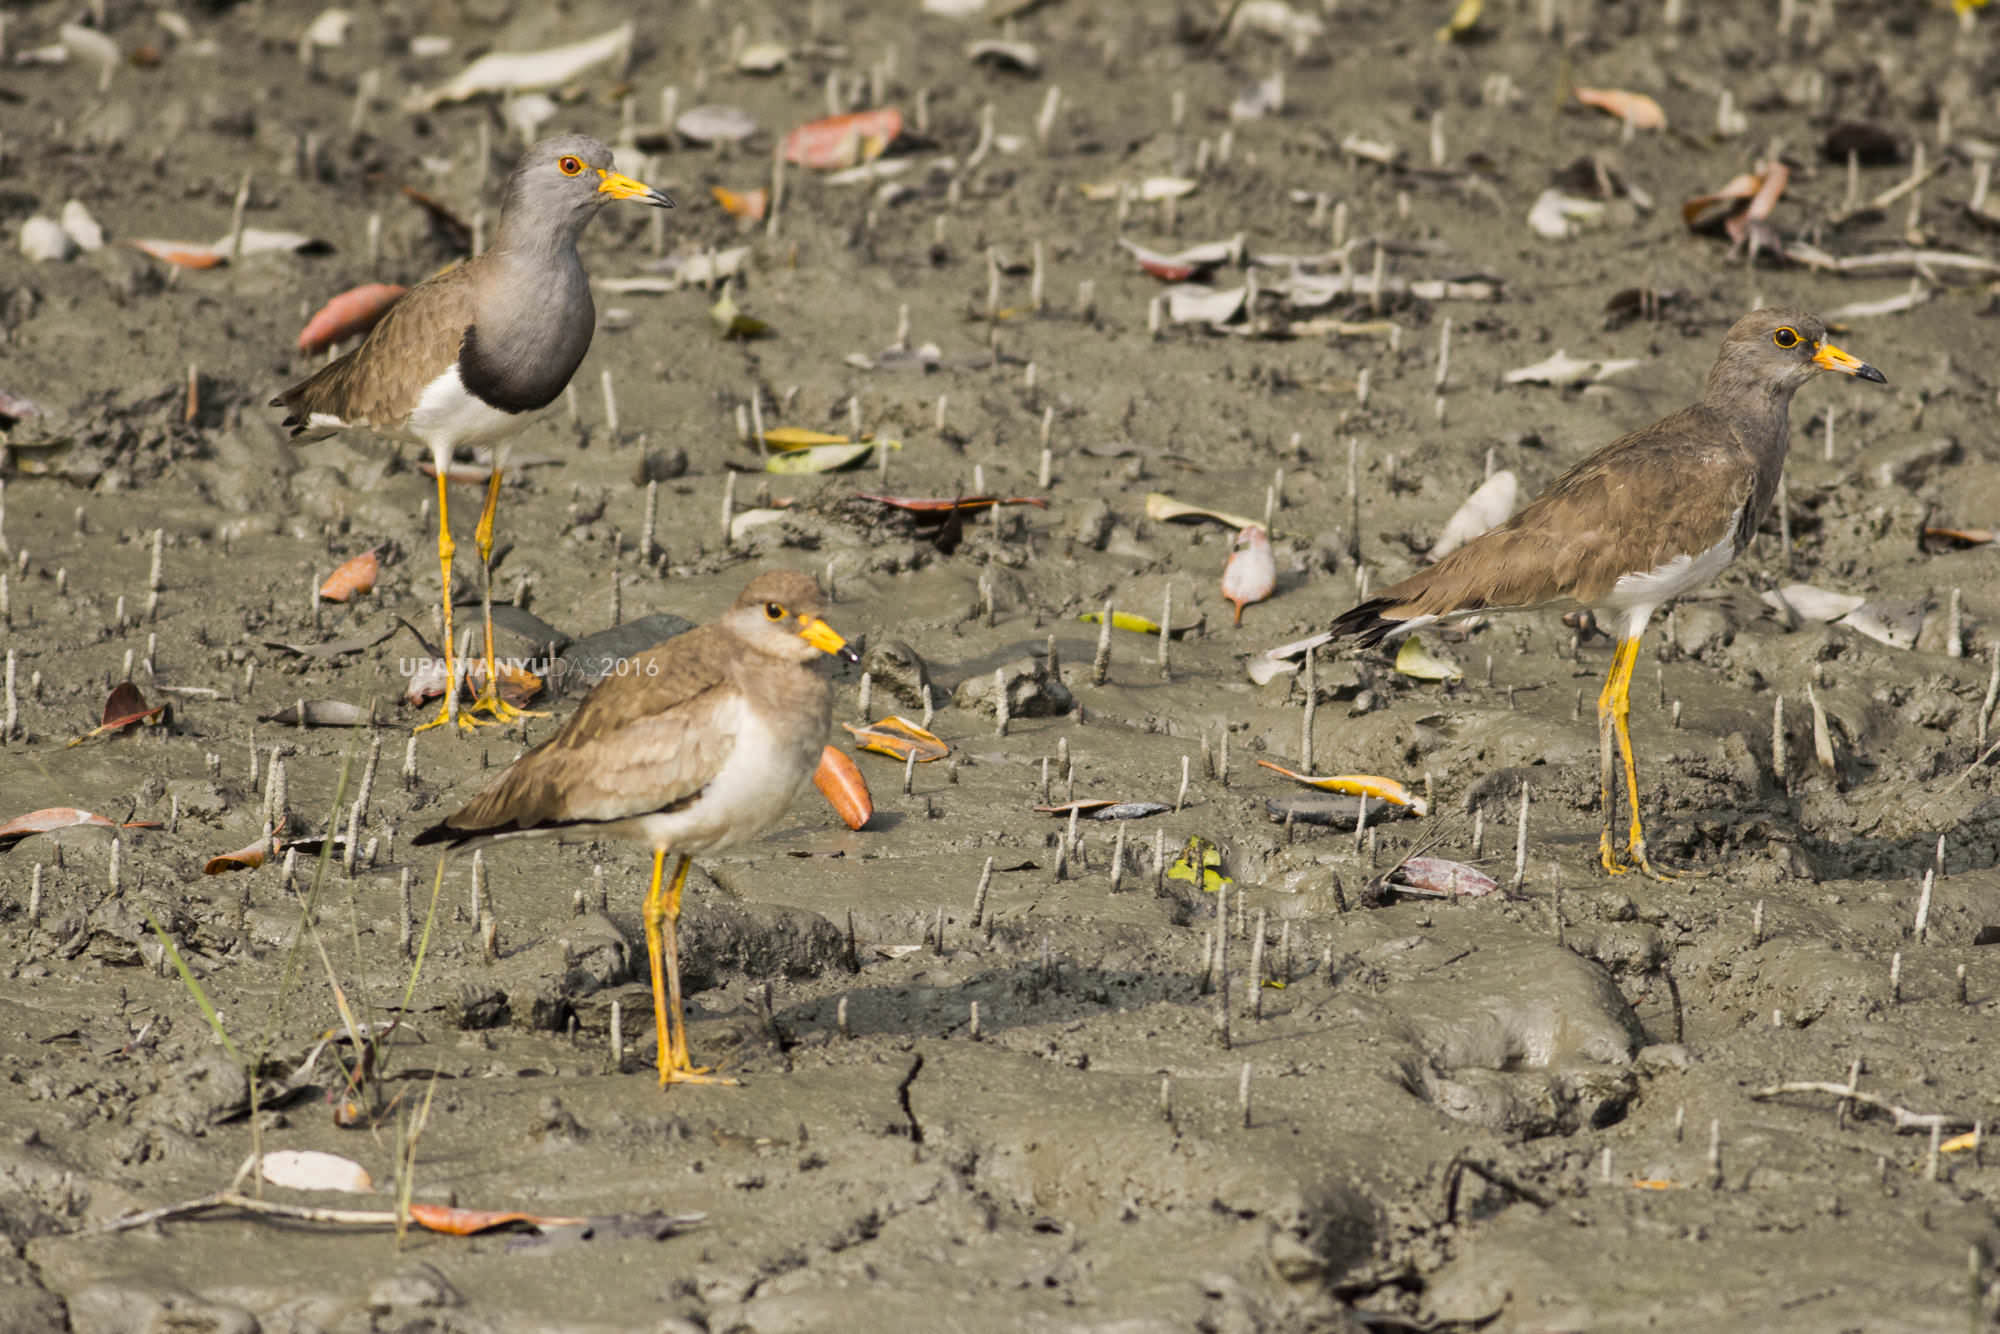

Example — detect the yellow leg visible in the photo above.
[1596,651,1622,875]
[1603,636,1676,880]
[413,470,475,734]
[465,465,546,725]
[642,852,736,1088]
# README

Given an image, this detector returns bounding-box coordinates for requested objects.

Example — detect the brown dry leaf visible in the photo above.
[69,682,166,746]
[318,549,380,602]
[842,716,949,763]
[1574,87,1666,130]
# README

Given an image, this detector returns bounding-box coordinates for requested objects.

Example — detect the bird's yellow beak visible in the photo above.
[1812,341,1887,383]
[596,169,674,209]
[797,615,856,661]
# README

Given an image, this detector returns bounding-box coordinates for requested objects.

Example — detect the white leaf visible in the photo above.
[1429,470,1517,560]
[406,23,633,111]
[260,1149,374,1194]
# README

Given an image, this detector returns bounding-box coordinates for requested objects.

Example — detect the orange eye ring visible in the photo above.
[1772,327,1800,349]
[557,155,584,177]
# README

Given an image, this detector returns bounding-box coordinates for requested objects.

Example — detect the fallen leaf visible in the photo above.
[1076,609,1202,638]
[401,187,473,251]
[1526,190,1607,239]
[783,108,903,170]
[814,746,873,830]
[1034,800,1172,820]
[298,284,405,353]
[1921,526,1997,549]
[1504,350,1643,387]
[709,286,769,340]
[854,493,1049,514]
[1761,582,1866,624]
[404,22,633,111]
[1575,87,1666,130]
[1436,0,1483,41]
[318,548,380,602]
[1395,635,1463,683]
[842,716,949,763]
[1220,525,1275,625]
[1429,471,1518,560]
[710,185,769,221]
[69,682,167,746]
[258,700,380,728]
[0,808,160,852]
[260,1149,373,1194]
[676,105,760,145]
[1118,235,1243,281]
[1388,857,1500,898]
[1836,600,1922,650]
[1255,761,1429,815]
[204,836,276,874]
[764,442,873,473]
[406,1202,590,1236]
[967,39,1040,73]
[1144,492,1265,531]
[1166,836,1231,892]
[763,427,862,450]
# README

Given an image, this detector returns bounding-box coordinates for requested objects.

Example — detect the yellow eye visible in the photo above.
[557,155,584,177]
[1772,327,1799,349]
[764,602,786,621]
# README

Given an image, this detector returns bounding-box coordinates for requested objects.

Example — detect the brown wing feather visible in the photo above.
[434,625,741,834]
[1354,403,1756,626]
[270,264,478,434]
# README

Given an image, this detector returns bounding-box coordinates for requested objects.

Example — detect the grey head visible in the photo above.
[492,133,672,253]
[1705,307,1887,405]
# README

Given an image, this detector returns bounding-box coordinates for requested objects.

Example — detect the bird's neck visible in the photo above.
[1704,369,1795,463]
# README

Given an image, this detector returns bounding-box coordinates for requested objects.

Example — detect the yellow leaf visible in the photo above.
[1078,610,1162,634]
[763,427,857,450]
[1395,635,1463,682]
[764,443,873,474]
[1436,0,1482,41]
[1166,836,1231,893]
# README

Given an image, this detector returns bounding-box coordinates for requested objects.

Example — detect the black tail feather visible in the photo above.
[1329,597,1403,649]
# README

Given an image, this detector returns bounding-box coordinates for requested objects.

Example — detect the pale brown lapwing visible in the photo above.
[274,133,671,732]
[1332,309,1885,878]
[414,571,856,1086]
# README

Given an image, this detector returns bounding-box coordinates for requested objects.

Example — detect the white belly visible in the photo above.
[1598,513,1741,641]
[403,363,534,458]
[600,705,823,857]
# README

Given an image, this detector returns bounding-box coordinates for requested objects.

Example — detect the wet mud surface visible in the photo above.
[5,0,2000,1329]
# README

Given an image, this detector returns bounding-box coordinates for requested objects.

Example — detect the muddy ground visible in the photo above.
[5,0,2000,1330]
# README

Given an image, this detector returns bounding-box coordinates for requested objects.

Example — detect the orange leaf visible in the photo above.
[1574,87,1666,130]
[406,1202,588,1236]
[710,185,769,221]
[297,283,405,354]
[318,549,380,602]
[783,108,903,170]
[842,716,949,763]
[813,746,873,829]
[127,238,227,268]
[204,836,276,874]
[1681,171,1763,227]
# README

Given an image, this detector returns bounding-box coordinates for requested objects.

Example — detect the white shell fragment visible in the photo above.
[1527,189,1607,239]
[302,8,354,49]
[1836,600,1923,650]
[405,22,633,111]
[1428,470,1518,560]
[676,104,759,145]
[59,201,106,252]
[1761,582,1866,624]
[1504,350,1643,387]
[19,216,75,263]
[1165,284,1248,326]
[258,1149,374,1194]
[736,42,787,74]
[968,40,1040,74]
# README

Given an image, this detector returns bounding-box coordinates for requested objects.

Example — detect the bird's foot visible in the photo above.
[413,698,482,734]
[1625,839,1679,881]
[465,690,547,725]
[657,1063,739,1088]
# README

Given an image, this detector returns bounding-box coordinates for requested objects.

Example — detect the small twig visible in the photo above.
[1751,1081,1972,1133]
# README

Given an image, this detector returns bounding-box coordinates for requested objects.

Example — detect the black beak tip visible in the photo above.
[1858,363,1887,384]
